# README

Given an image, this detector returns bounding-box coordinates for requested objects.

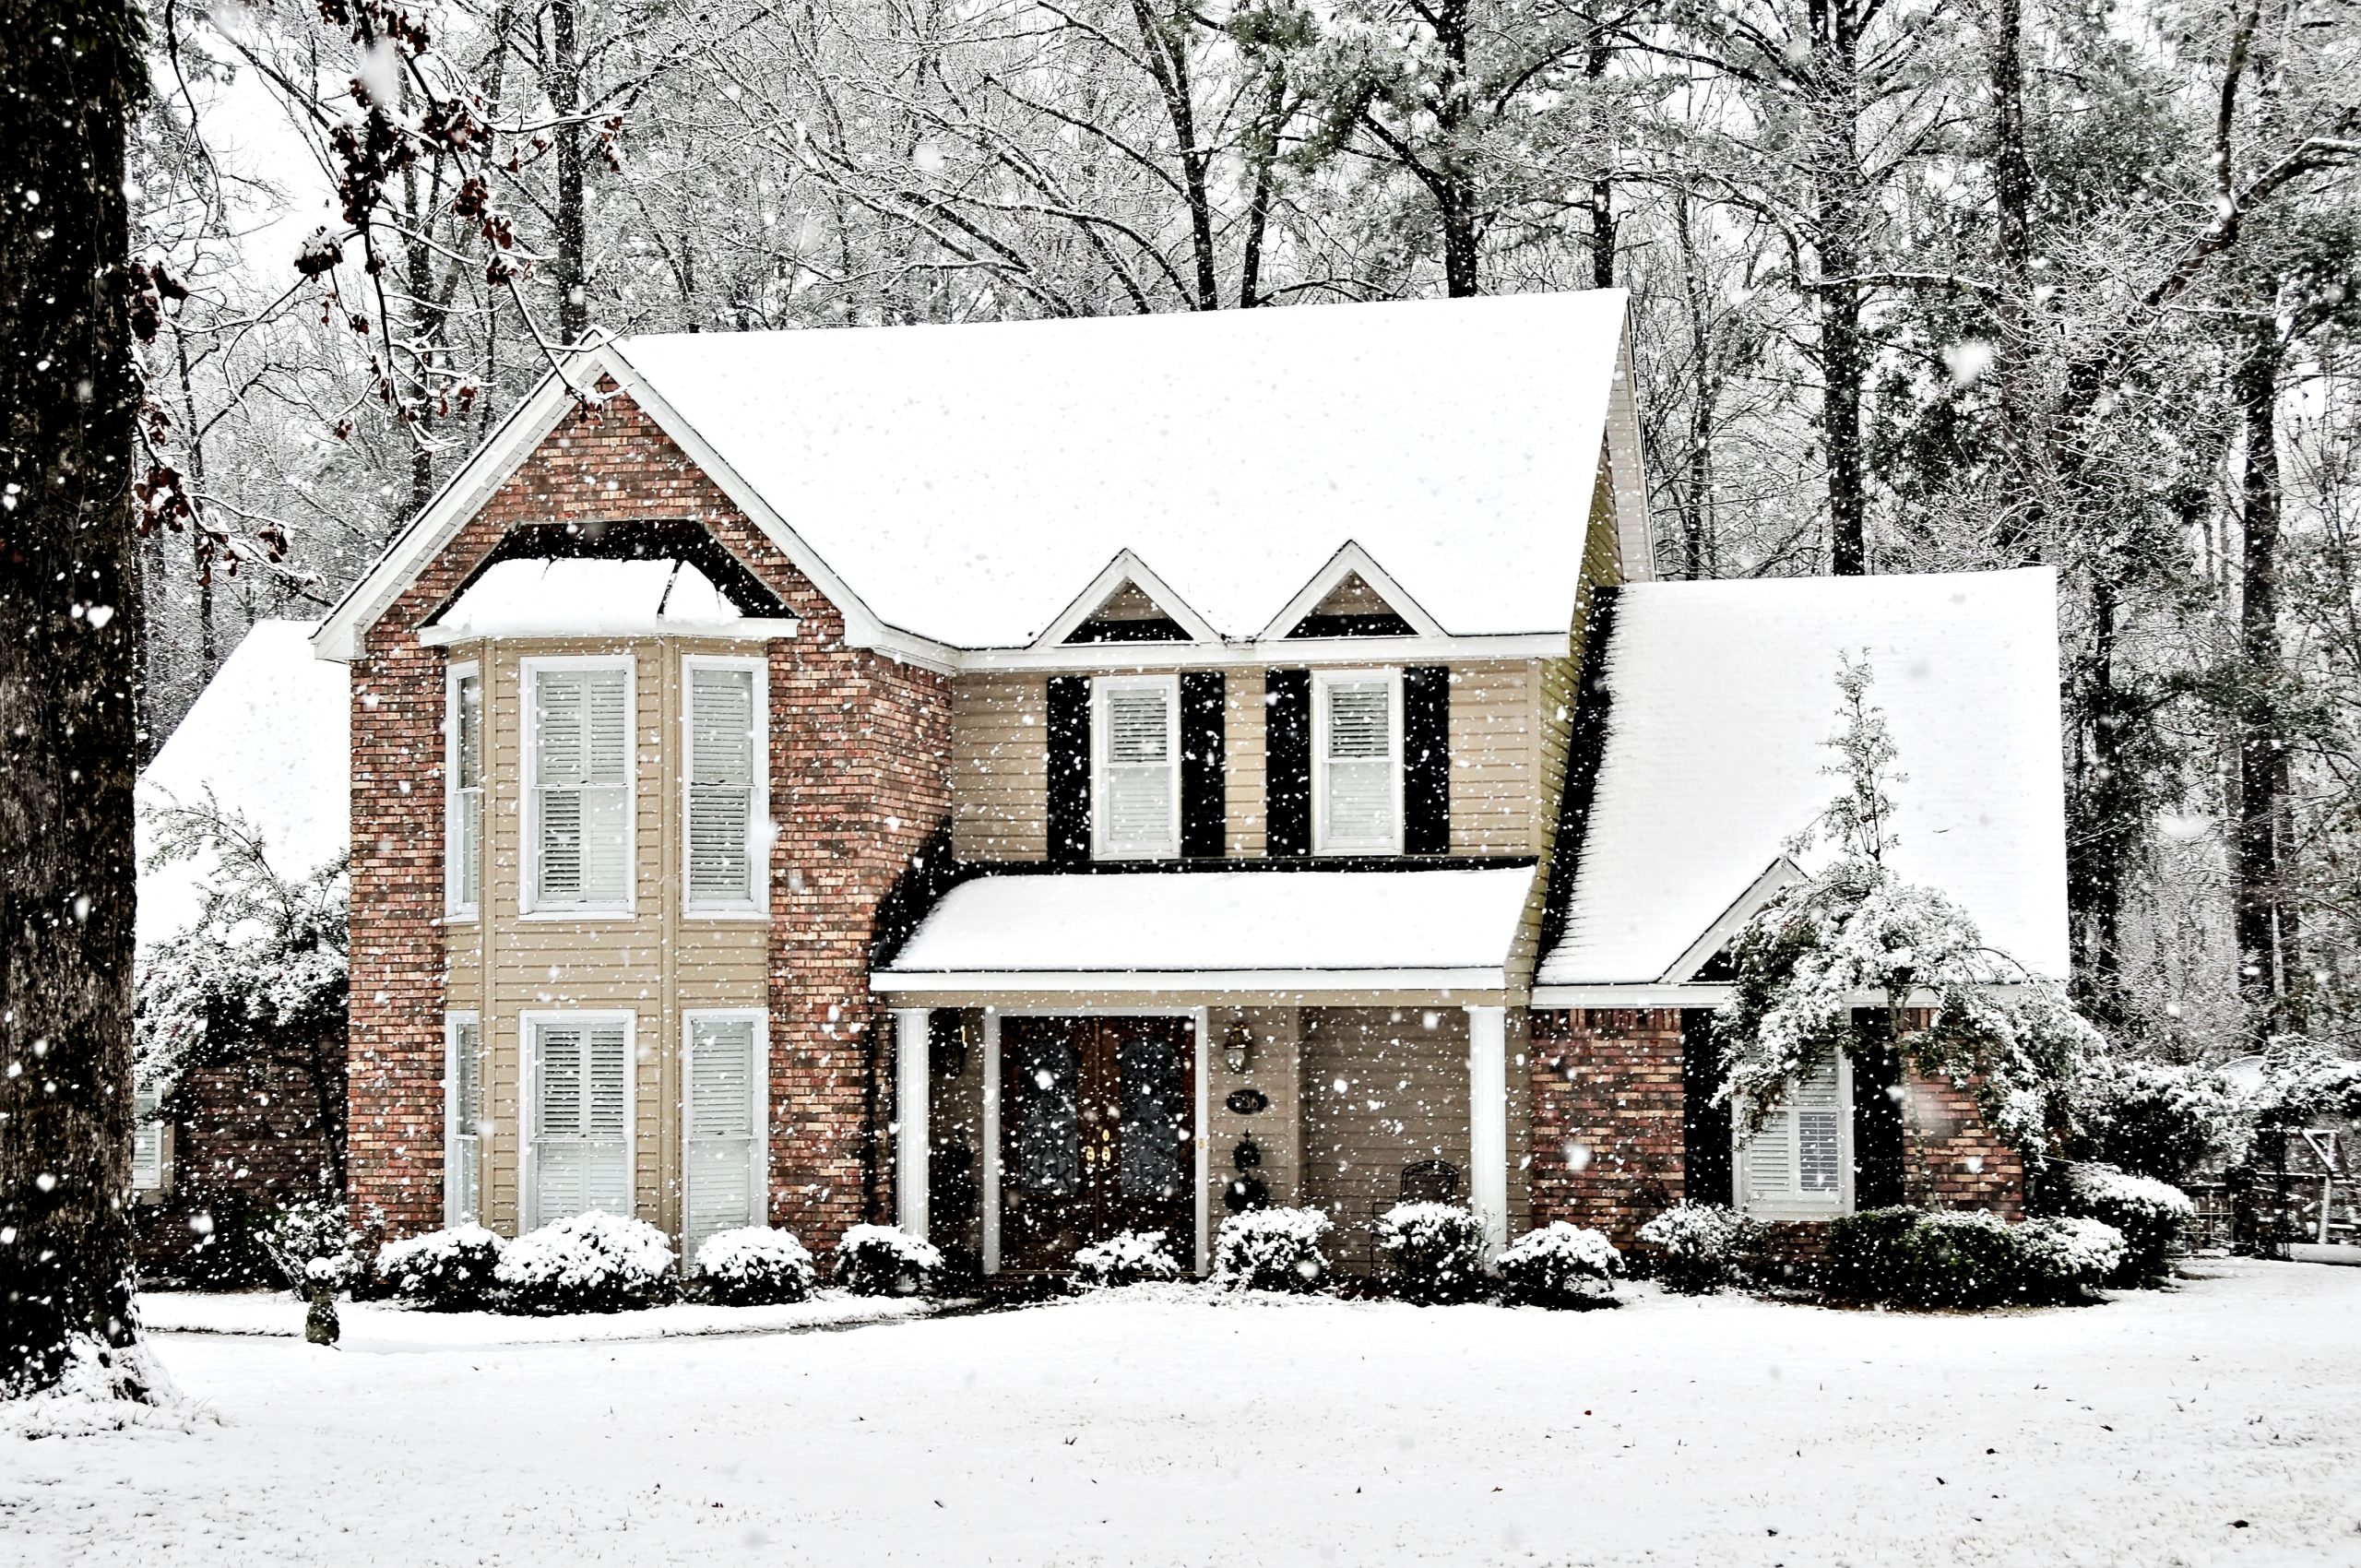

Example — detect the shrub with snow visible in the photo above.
[376,1226,504,1312]
[261,1199,357,1294]
[1072,1229,1184,1289]
[1499,1222,1621,1309]
[1214,1206,1333,1292]
[834,1224,944,1297]
[694,1227,817,1306]
[1827,1206,2123,1309]
[2015,1215,2129,1295]
[2060,1162,2194,1286]
[1373,1203,1489,1302]
[495,1212,678,1314]
[1635,1203,1758,1294]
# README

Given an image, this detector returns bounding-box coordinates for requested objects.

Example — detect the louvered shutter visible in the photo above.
[533,1020,631,1224]
[1046,675,1091,866]
[1850,1012,1906,1209]
[1402,666,1451,854]
[1264,670,1311,855]
[1099,683,1176,858]
[447,1020,482,1224]
[684,1018,760,1256]
[131,1087,164,1192]
[1320,679,1396,852]
[1179,670,1226,858]
[535,669,631,908]
[1679,1009,1733,1206]
[688,666,756,904]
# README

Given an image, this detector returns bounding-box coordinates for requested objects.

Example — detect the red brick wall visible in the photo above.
[348,388,950,1247]
[1902,1073,2024,1218]
[135,1044,339,1282]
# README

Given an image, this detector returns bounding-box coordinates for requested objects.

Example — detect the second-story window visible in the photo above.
[446,665,482,916]
[686,659,764,911]
[1093,674,1179,860]
[528,659,633,912]
[1313,670,1403,855]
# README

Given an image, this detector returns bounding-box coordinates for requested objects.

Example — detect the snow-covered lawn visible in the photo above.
[6,1259,2357,1565]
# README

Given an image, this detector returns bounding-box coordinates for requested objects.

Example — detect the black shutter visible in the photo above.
[1046,675,1091,866]
[1180,670,1227,858]
[1403,665,1451,855]
[1851,1009,1906,1209]
[1264,669,1311,857]
[1680,1009,1734,1206]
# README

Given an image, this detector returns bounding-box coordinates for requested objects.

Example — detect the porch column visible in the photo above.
[1465,1004,1509,1253]
[980,1009,1002,1274]
[894,1008,930,1239]
[1192,1008,1211,1277]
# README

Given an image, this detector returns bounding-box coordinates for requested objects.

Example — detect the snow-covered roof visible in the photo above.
[1537,567,2070,990]
[137,621,350,947]
[316,291,1652,662]
[429,558,788,641]
[876,866,1538,992]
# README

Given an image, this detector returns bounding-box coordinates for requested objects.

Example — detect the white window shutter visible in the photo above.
[131,1087,163,1192]
[684,1019,759,1256]
[1101,684,1174,857]
[533,1020,631,1224]
[689,668,756,903]
[1323,680,1395,850]
[536,669,631,908]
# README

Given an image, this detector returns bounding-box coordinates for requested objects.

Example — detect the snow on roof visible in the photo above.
[879,866,1538,982]
[136,621,349,947]
[433,557,762,638]
[1537,567,2070,988]
[611,291,1632,647]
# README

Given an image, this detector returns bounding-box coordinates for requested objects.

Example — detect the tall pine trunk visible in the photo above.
[552,0,589,343]
[2232,324,2298,1034]
[1,0,153,1399]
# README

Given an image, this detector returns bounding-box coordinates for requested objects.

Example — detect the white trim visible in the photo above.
[444,1012,483,1225]
[1192,1006,1211,1277]
[520,653,637,918]
[444,661,482,920]
[1657,858,1804,984]
[1734,1053,1854,1221]
[682,1008,769,1249]
[421,617,800,648]
[874,967,1509,998]
[1528,981,2044,1009]
[1256,540,1447,641]
[1090,672,1182,861]
[520,1009,638,1231]
[980,1009,1003,1275]
[1031,551,1224,649]
[895,1008,931,1238]
[1605,311,1658,584]
[681,653,769,917]
[1311,667,1405,857]
[958,632,1571,673]
[1465,1004,1509,1254]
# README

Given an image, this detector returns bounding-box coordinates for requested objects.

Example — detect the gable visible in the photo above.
[1286,572,1419,639]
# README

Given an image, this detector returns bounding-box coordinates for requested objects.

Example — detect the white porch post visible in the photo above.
[894,1008,930,1239]
[1465,1004,1509,1253]
[980,1009,1003,1274]
[1192,1007,1211,1277]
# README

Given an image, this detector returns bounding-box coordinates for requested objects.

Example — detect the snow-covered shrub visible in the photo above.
[1827,1207,2035,1308]
[376,1225,503,1312]
[1635,1203,1757,1294]
[833,1224,944,1297]
[496,1212,677,1314]
[1214,1206,1333,1292]
[2076,1060,2238,1184]
[2014,1216,2129,1296]
[1499,1222,1621,1309]
[1072,1229,1183,1289]
[261,1199,356,1294]
[1373,1203,1489,1302]
[694,1227,817,1306]
[2060,1163,2194,1286]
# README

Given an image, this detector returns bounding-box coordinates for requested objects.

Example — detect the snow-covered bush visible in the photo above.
[1373,1202,1489,1302]
[833,1224,944,1297]
[1214,1206,1333,1292]
[1828,1207,2123,1308]
[1499,1222,1621,1309]
[376,1225,504,1312]
[496,1213,677,1314]
[1072,1229,1183,1289]
[1635,1203,1758,1294]
[694,1227,817,1306]
[261,1199,356,1294]
[2075,1059,2238,1183]
[2060,1162,2195,1286]
[2014,1216,2129,1295]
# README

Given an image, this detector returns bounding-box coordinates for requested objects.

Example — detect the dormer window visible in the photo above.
[1092,675,1180,860]
[1313,670,1403,855]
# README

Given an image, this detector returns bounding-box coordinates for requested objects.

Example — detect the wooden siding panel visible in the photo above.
[952,673,1048,862]
[1448,661,1541,854]
[1299,1006,1473,1273]
[1225,669,1267,857]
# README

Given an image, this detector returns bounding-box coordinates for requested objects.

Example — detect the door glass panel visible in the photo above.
[1118,1039,1185,1199]
[1015,1037,1079,1196]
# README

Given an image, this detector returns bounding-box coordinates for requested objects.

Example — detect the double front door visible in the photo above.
[1003,1016,1194,1271]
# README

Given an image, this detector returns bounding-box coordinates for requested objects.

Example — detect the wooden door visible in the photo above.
[1002,1016,1194,1271]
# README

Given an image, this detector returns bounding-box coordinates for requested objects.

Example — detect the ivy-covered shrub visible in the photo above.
[834,1224,944,1297]
[694,1227,817,1306]
[2076,1061,2237,1183]
[2060,1163,2195,1286]
[1214,1206,1333,1292]
[1072,1229,1184,1289]
[1635,1203,1759,1294]
[496,1213,678,1314]
[1374,1203,1489,1302]
[376,1225,504,1312]
[1826,1206,2123,1308]
[1499,1222,1621,1309]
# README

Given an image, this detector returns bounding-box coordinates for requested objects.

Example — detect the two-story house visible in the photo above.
[313,290,2069,1274]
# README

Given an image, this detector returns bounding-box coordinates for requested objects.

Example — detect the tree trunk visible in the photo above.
[1810,14,1871,575]
[2231,324,2296,1036]
[0,0,155,1400]
[1434,0,1478,297]
[1987,0,2043,563]
[551,0,589,344]
[1585,24,1616,291]
[1131,0,1219,311]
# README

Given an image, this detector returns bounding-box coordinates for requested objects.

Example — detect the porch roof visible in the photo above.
[872,866,1537,998]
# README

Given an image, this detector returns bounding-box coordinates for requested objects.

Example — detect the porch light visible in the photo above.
[1221,1019,1254,1075]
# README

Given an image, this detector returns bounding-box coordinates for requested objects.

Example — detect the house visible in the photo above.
[134,619,350,1281]
[312,290,2070,1275]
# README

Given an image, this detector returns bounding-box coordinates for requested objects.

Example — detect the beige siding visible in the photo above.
[951,673,1048,862]
[1299,1006,1473,1273]
[1224,670,1267,857]
[1205,1006,1300,1207]
[1446,661,1543,854]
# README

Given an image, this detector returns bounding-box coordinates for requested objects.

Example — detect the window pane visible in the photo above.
[1118,1040,1185,1199]
[1326,682,1391,758]
[685,1018,758,1254]
[1796,1060,1842,1194]
[1099,683,1175,857]
[1107,687,1169,764]
[1015,1038,1079,1195]
[1322,681,1395,850]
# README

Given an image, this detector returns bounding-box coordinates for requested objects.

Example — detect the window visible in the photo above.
[446,664,482,916]
[1313,670,1402,854]
[684,659,764,911]
[1735,1054,1851,1218]
[526,1014,633,1228]
[131,1086,165,1193]
[683,1013,765,1258]
[526,659,633,912]
[1092,675,1180,860]
[445,1015,482,1225]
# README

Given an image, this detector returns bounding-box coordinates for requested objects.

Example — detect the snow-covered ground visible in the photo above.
[6,1259,2356,1565]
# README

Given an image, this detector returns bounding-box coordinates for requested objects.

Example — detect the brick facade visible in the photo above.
[347,388,949,1247]
[136,1044,340,1283]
